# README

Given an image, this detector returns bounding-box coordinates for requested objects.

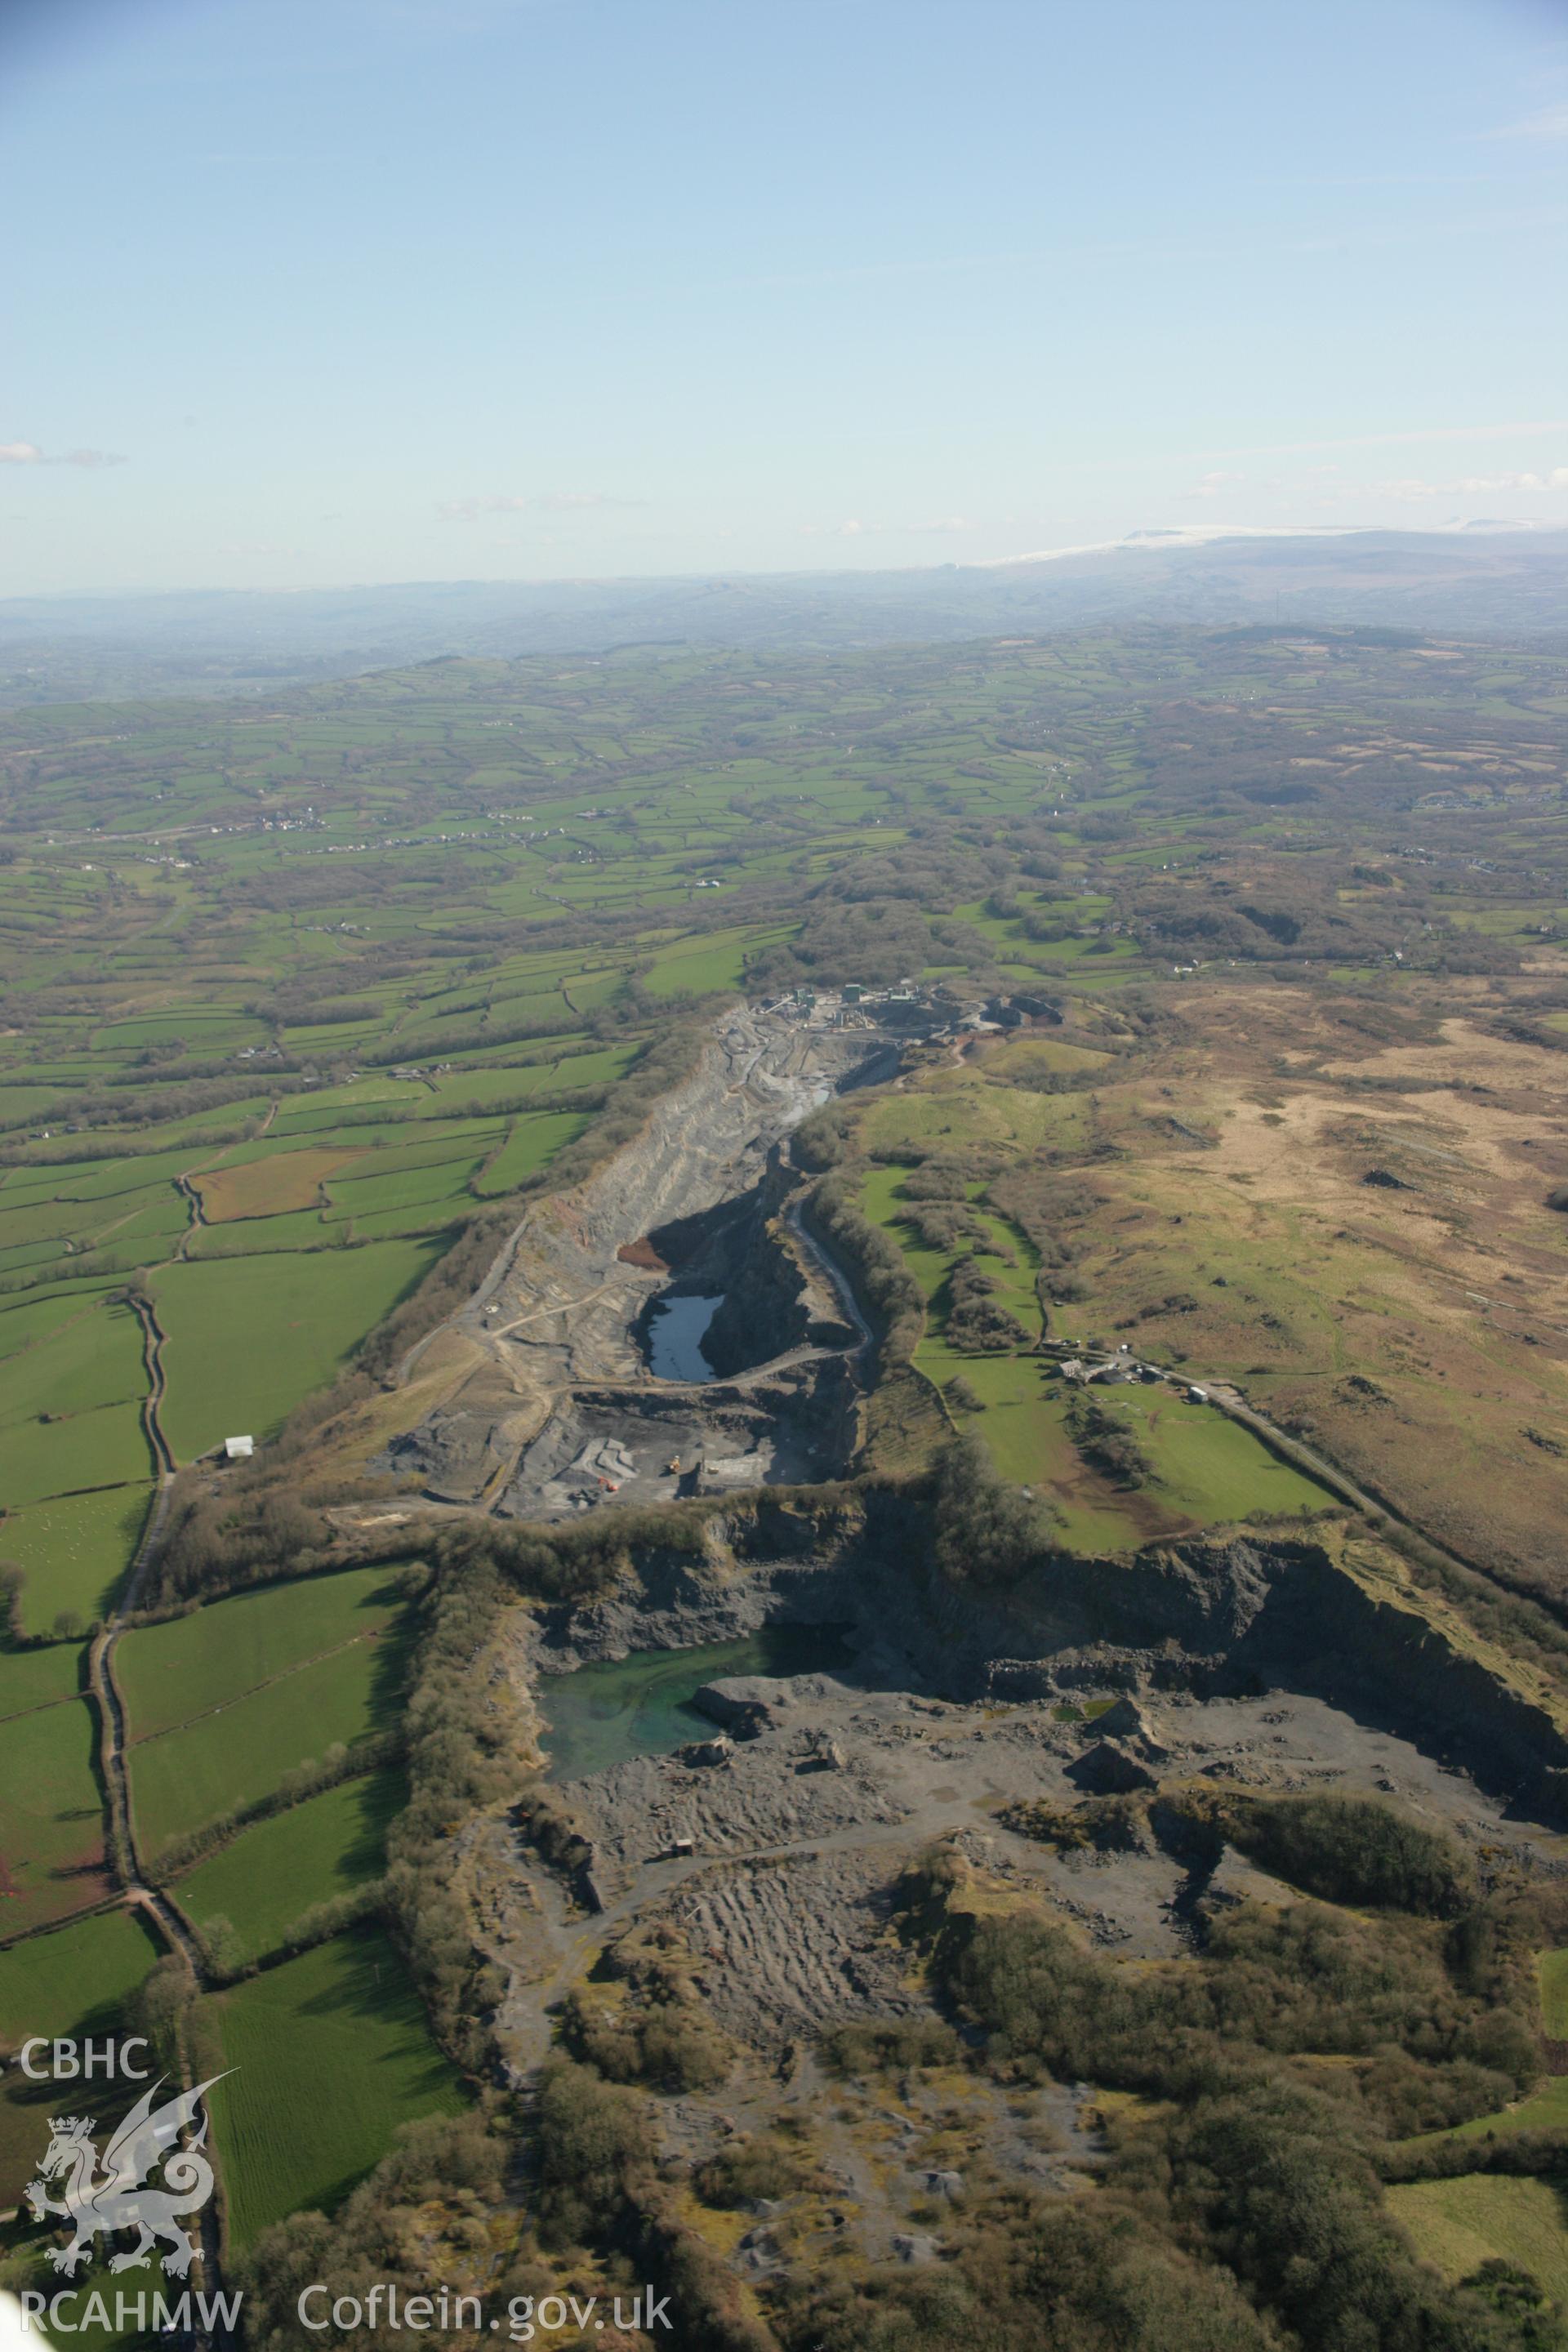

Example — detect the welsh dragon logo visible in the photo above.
[23,2075,227,2278]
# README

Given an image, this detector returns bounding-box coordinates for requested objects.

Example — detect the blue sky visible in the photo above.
[2,0,1566,595]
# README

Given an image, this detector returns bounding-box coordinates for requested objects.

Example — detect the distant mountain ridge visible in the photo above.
[2,525,1566,704]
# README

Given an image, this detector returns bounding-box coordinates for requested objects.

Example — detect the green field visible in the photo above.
[470,1108,588,1197]
[0,1904,162,2041]
[118,1563,411,1738]
[1388,2175,1568,2303]
[128,1630,410,1857]
[2,1401,153,1512]
[0,1483,153,1634]
[1077,1384,1333,1527]
[0,1641,86,1721]
[176,1768,403,1961]
[0,1295,146,1428]
[150,1241,443,1457]
[0,1908,165,2207]
[642,926,761,996]
[204,1930,464,2243]
[0,1694,111,1932]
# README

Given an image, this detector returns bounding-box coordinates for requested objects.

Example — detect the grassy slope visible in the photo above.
[1388,2176,1568,2302]
[204,1930,464,2245]
[118,1563,410,1737]
[176,1769,403,1961]
[150,1241,443,1459]
[0,1695,110,1931]
[0,1909,165,2207]
[128,1629,410,1856]
[0,1483,154,1633]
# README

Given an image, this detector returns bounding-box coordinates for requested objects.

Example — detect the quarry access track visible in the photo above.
[379,1007,896,1518]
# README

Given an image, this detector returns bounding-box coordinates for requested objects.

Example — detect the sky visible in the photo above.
[2,0,1567,597]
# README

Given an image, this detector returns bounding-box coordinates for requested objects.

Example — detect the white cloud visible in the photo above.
[440,490,644,519]
[802,514,980,538]
[0,441,126,468]
[1490,101,1568,140]
[1184,470,1245,500]
[1374,466,1568,500]
[1457,467,1568,492]
[1196,419,1568,461]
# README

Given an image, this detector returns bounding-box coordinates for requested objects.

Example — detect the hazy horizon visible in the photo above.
[2,0,1566,599]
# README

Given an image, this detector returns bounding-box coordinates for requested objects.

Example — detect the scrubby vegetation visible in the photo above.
[863,1840,1568,2351]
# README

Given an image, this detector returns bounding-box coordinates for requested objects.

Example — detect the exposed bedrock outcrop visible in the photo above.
[628,1156,856,1380]
[534,1501,1568,1814]
[675,1162,857,1376]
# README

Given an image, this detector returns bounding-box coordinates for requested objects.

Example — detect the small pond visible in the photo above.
[642,1292,723,1382]
[540,1622,856,1781]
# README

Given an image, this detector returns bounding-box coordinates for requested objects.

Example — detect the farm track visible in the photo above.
[90,1601,236,2328]
[127,1293,175,1477]
[29,1325,238,2325]
[174,1169,207,1260]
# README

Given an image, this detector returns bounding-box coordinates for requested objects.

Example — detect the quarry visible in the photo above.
[383,1004,894,1515]
[444,1495,1568,2101]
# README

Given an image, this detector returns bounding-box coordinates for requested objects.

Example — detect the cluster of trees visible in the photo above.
[774,2184,1291,2352]
[145,1477,350,1611]
[383,1555,536,2071]
[819,2015,964,2077]
[930,1433,1054,1585]
[692,2135,820,2209]
[986,1165,1100,1280]
[753,894,938,992]
[559,1918,737,2094]
[862,1831,1566,2352]
[559,1986,733,2096]
[434,1501,714,1610]
[1067,1393,1156,1490]
[1122,874,1400,966]
[1212,1789,1479,1918]
[944,1255,1032,1352]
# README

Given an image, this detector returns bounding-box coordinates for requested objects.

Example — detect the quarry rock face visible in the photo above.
[691,1677,783,1737]
[1069,1739,1160,1795]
